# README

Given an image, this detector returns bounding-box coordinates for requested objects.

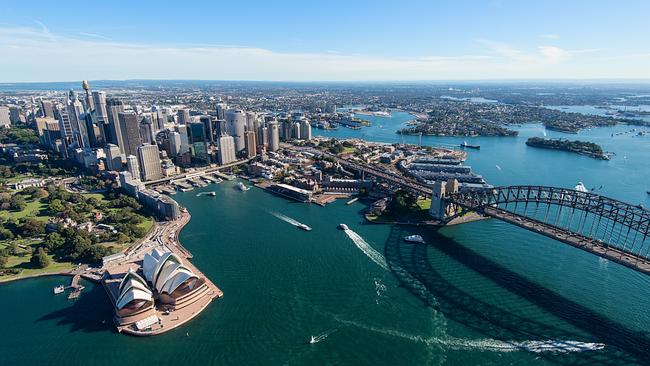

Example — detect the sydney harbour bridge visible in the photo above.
[340,158,650,276]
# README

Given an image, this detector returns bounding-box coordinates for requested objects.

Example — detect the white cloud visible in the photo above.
[0,26,646,81]
[538,46,569,64]
[79,32,112,41]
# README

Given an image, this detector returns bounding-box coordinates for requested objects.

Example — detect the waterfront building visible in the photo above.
[217,135,236,165]
[115,269,155,321]
[244,131,257,158]
[268,121,280,152]
[105,144,123,171]
[137,144,163,181]
[118,112,142,157]
[0,106,10,127]
[225,109,246,153]
[126,155,140,181]
[188,122,209,165]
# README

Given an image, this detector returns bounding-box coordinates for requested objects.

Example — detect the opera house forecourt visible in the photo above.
[102,242,222,336]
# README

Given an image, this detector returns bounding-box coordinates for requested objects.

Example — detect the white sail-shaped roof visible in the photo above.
[160,266,199,294]
[116,288,154,310]
[116,270,153,310]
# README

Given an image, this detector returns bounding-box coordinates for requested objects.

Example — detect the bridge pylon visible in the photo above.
[429,179,459,221]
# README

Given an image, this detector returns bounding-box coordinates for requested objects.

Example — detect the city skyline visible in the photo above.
[1,0,649,82]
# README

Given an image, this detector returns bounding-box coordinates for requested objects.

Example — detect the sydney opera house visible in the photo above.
[103,247,220,335]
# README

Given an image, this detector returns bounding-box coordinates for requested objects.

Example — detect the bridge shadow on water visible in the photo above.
[383,225,650,366]
[37,281,116,334]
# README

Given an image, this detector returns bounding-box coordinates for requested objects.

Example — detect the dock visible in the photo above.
[67,274,85,300]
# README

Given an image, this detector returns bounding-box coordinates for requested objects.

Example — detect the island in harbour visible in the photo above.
[525,137,610,160]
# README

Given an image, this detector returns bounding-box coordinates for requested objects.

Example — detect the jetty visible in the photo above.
[67,274,85,300]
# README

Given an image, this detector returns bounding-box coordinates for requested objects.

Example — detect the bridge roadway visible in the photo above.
[483,206,650,275]
[315,150,433,197]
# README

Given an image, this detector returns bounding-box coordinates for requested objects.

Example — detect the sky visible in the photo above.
[0,0,649,82]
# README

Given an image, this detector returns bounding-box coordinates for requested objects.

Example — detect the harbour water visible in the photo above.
[1,111,650,365]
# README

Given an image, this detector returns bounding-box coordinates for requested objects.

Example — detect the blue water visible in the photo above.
[1,109,650,365]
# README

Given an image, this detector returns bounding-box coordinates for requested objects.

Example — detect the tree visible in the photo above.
[47,199,65,215]
[30,248,50,268]
[9,194,26,211]
[43,232,65,251]
[0,255,8,268]
[0,227,14,240]
[19,218,45,236]
[82,246,111,263]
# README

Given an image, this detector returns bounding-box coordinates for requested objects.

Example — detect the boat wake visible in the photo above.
[270,211,302,227]
[334,316,604,354]
[309,329,337,344]
[343,228,389,270]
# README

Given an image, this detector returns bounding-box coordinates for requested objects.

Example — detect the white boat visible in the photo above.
[298,223,312,231]
[309,336,317,344]
[338,223,349,230]
[53,285,65,294]
[404,235,425,244]
[574,182,588,193]
[236,182,250,191]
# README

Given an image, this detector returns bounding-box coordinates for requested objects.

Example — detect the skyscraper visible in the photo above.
[0,106,10,128]
[215,103,227,120]
[105,144,123,171]
[268,121,280,152]
[106,99,125,152]
[67,96,88,148]
[92,91,108,125]
[188,122,209,165]
[244,131,257,158]
[9,106,22,124]
[176,125,190,155]
[168,131,182,156]
[118,112,142,157]
[199,115,214,143]
[177,108,191,124]
[225,109,246,153]
[126,155,140,181]
[137,144,162,181]
[300,119,312,140]
[40,99,54,118]
[54,104,73,139]
[217,135,236,165]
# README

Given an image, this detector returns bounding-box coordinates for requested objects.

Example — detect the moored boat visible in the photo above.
[404,235,425,244]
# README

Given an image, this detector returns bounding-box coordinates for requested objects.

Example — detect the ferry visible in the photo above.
[338,223,349,230]
[297,223,312,231]
[236,182,250,191]
[460,141,480,149]
[53,285,65,294]
[404,235,425,244]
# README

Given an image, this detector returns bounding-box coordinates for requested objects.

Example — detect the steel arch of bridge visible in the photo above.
[447,185,650,275]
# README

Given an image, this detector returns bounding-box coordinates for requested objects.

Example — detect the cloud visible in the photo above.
[79,32,112,41]
[0,26,646,81]
[538,46,569,64]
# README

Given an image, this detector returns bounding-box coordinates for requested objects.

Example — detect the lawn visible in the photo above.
[0,199,48,221]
